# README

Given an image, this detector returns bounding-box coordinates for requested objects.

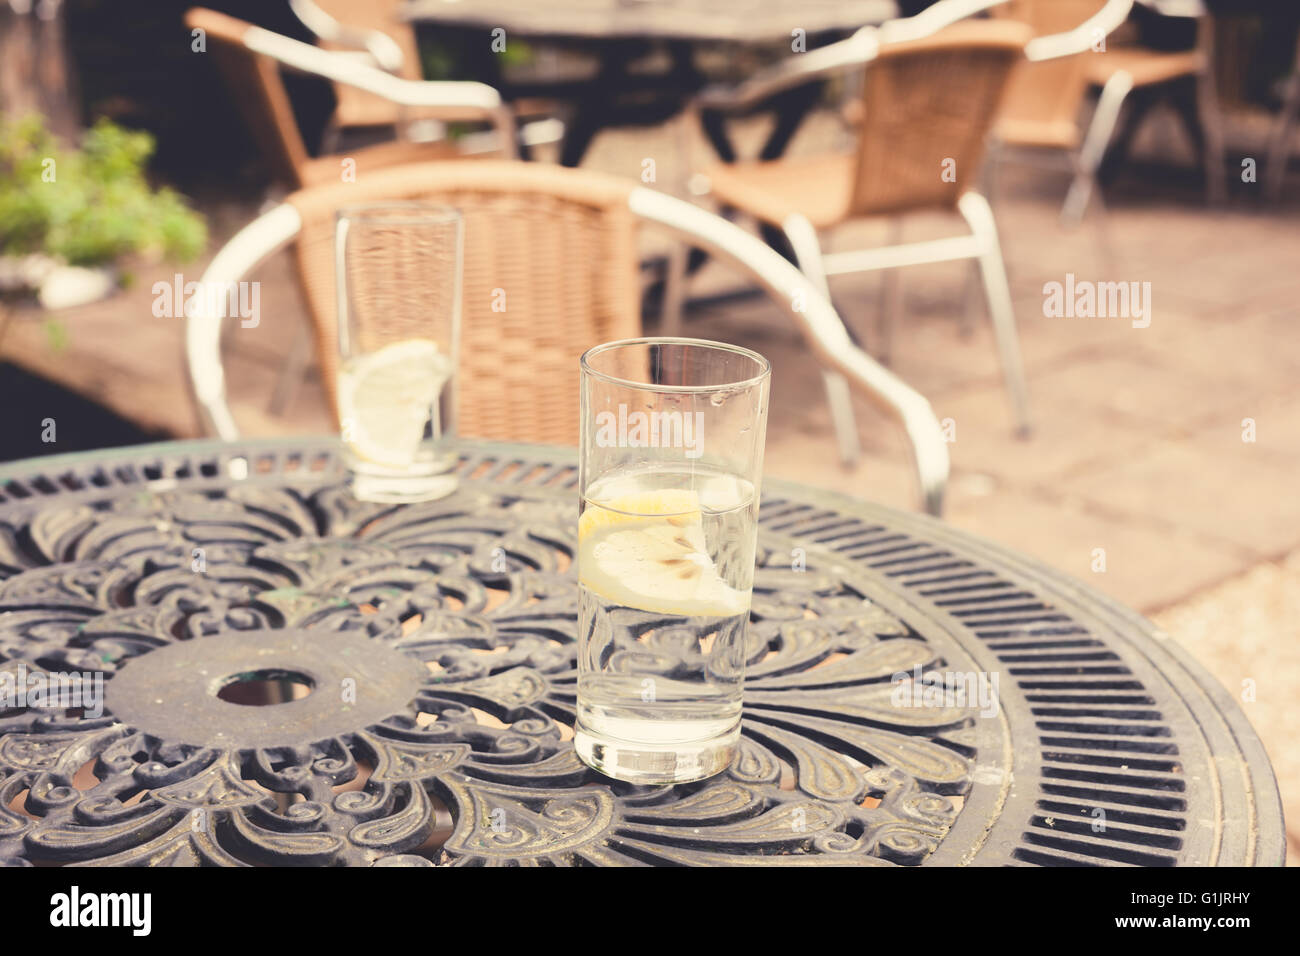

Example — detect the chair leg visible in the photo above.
[1064,71,1133,228]
[962,140,1006,338]
[1195,16,1228,207]
[960,259,982,338]
[320,118,343,155]
[1265,67,1300,203]
[877,219,904,363]
[782,213,861,466]
[1087,177,1120,278]
[269,320,316,418]
[660,240,689,338]
[662,109,703,337]
[1194,79,1228,206]
[957,193,1031,437]
[1062,167,1097,230]
[820,371,861,467]
[981,138,1003,211]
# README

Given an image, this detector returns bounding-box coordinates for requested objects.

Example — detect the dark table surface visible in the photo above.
[0,438,1282,866]
[403,0,899,42]
[403,0,1252,38]
[403,0,900,167]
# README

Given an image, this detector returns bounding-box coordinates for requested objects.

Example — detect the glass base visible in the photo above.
[574,724,739,785]
[348,469,458,504]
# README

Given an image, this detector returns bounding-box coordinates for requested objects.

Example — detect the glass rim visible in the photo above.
[335,201,462,226]
[580,337,771,394]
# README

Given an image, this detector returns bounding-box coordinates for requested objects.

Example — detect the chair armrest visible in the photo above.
[693,0,1014,115]
[1026,0,1135,62]
[186,204,304,440]
[695,27,880,114]
[288,0,405,73]
[243,25,518,157]
[879,0,1013,43]
[628,187,949,516]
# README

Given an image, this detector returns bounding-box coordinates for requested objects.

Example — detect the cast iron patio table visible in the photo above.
[0,438,1282,866]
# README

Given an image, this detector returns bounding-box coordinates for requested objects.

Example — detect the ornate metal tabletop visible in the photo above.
[0,438,1282,867]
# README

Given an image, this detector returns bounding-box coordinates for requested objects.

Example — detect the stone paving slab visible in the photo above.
[1059,438,1300,559]
[1152,549,1300,862]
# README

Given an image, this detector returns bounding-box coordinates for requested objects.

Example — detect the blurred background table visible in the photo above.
[0,438,1282,866]
[403,0,899,164]
[404,0,898,40]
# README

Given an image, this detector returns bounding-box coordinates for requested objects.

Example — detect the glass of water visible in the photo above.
[576,337,771,784]
[335,203,462,503]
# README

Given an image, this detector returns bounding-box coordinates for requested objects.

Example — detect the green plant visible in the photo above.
[0,113,206,268]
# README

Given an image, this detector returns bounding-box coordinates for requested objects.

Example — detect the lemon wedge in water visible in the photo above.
[578,489,748,618]
[337,339,449,469]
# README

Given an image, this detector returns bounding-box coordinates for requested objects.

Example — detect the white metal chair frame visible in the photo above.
[184,189,951,516]
[288,0,406,73]
[666,0,1035,467]
[234,19,519,158]
[988,0,1227,225]
[286,0,564,153]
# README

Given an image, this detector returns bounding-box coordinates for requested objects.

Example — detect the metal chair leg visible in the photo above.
[960,259,982,338]
[1265,60,1300,203]
[877,218,904,363]
[1062,167,1097,230]
[660,240,688,337]
[661,109,703,337]
[1195,16,1227,207]
[320,117,343,155]
[981,138,1003,211]
[957,192,1031,437]
[782,213,861,466]
[820,371,861,467]
[1087,175,1120,278]
[1064,70,1133,228]
[269,320,316,417]
[1199,102,1228,207]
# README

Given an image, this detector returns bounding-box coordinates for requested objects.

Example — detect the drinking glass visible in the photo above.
[335,203,462,502]
[576,337,771,784]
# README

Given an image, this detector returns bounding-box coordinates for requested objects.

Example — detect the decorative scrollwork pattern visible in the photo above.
[0,475,979,866]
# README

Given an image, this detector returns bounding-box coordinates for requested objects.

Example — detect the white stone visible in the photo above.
[37,265,116,310]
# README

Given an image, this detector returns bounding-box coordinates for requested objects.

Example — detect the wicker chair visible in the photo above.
[988,1,1126,225]
[185,162,951,515]
[1082,7,1226,209]
[989,0,1225,223]
[184,8,517,191]
[668,18,1035,465]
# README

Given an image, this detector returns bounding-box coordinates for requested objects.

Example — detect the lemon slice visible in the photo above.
[578,488,701,539]
[578,489,748,618]
[338,339,449,469]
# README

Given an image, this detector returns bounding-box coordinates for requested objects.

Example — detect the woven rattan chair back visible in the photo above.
[848,21,1032,215]
[186,8,310,188]
[311,0,424,128]
[994,1,1110,136]
[287,162,642,446]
